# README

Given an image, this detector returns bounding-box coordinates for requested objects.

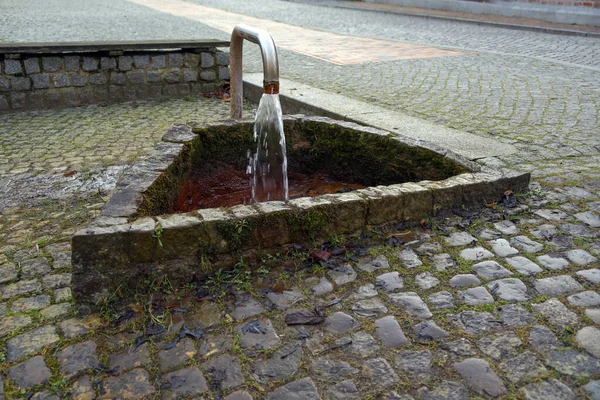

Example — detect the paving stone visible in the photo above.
[395,350,432,380]
[325,312,359,335]
[472,261,513,280]
[350,284,378,300]
[327,264,357,285]
[40,303,72,319]
[7,325,59,361]
[495,304,537,326]
[357,254,390,272]
[0,263,17,283]
[489,238,519,257]
[306,276,333,296]
[427,291,454,309]
[459,247,493,261]
[375,271,404,293]
[326,379,360,399]
[230,294,264,321]
[415,242,443,255]
[254,342,303,382]
[567,290,600,307]
[57,340,99,379]
[536,254,569,270]
[534,209,568,222]
[20,258,51,277]
[266,289,305,310]
[42,273,71,289]
[109,342,151,372]
[450,311,502,335]
[529,325,561,354]
[546,349,600,377]
[52,287,72,303]
[566,249,598,266]
[59,316,102,338]
[477,332,522,361]
[416,381,469,400]
[11,294,51,313]
[202,354,244,389]
[267,377,320,400]
[498,351,548,384]
[454,358,506,397]
[310,356,358,380]
[560,222,598,239]
[199,336,232,357]
[399,248,422,268]
[586,308,600,324]
[388,292,432,319]
[575,211,600,228]
[413,320,449,341]
[445,232,477,247]
[478,228,502,240]
[442,338,477,356]
[1,279,42,300]
[7,355,51,388]
[575,326,600,358]
[415,272,439,290]
[521,379,576,400]
[487,278,529,301]
[237,319,280,349]
[510,236,544,254]
[560,186,595,200]
[30,390,59,400]
[158,337,196,371]
[0,303,6,317]
[99,369,156,399]
[431,253,456,271]
[583,380,600,400]
[70,376,95,400]
[363,358,399,387]
[352,297,388,317]
[347,331,380,357]
[532,298,579,330]
[493,220,519,235]
[577,268,600,285]
[531,224,558,240]
[375,315,409,348]
[51,251,71,268]
[225,391,253,400]
[0,315,32,337]
[534,275,583,296]
[449,274,480,287]
[505,256,543,275]
[459,286,494,305]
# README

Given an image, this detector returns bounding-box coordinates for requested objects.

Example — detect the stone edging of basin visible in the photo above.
[72,115,530,311]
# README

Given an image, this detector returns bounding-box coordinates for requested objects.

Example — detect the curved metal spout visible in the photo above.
[230,24,280,120]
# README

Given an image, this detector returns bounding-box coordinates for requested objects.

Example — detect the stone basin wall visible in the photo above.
[0,40,230,112]
[71,116,530,311]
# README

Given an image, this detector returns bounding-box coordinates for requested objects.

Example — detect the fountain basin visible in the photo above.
[72,115,529,310]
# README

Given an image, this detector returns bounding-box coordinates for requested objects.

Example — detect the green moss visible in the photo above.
[285,210,330,238]
[217,219,253,250]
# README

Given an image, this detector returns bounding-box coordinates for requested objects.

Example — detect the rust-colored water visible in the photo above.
[170,165,364,212]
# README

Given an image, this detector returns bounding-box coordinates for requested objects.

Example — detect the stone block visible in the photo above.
[92,86,109,102]
[136,85,152,99]
[4,59,22,75]
[164,70,181,83]
[200,70,216,81]
[168,53,184,68]
[31,74,50,89]
[63,89,80,107]
[70,73,88,87]
[200,52,214,68]
[52,73,70,88]
[77,88,93,105]
[390,182,433,221]
[10,92,26,109]
[109,85,124,100]
[101,57,117,70]
[0,94,9,110]
[11,77,31,91]
[216,51,230,66]
[183,70,198,82]
[42,57,63,72]
[24,58,40,74]
[360,186,402,225]
[82,57,99,72]
[151,55,166,69]
[183,53,200,67]
[201,83,215,92]
[421,179,463,215]
[27,92,44,108]
[118,56,133,71]
[219,67,230,80]
[0,77,9,91]
[133,55,150,68]
[177,83,190,95]
[147,71,162,83]
[110,72,126,85]
[44,91,64,108]
[89,72,108,85]
[127,71,145,84]
[64,56,80,72]
[163,85,178,96]
[124,86,136,101]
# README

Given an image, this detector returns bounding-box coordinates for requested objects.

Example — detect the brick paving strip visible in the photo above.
[128,0,469,65]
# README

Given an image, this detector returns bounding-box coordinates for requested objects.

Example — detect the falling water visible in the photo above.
[248,93,289,202]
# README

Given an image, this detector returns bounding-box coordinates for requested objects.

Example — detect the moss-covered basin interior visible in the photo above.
[137,118,470,216]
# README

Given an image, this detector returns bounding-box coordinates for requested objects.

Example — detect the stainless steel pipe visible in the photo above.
[230,24,280,120]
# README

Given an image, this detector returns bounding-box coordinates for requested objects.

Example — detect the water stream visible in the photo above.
[248,94,289,202]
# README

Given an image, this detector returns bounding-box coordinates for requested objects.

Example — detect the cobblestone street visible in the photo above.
[0,0,599,399]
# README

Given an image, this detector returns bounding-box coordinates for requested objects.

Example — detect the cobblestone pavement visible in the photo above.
[0,0,599,399]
